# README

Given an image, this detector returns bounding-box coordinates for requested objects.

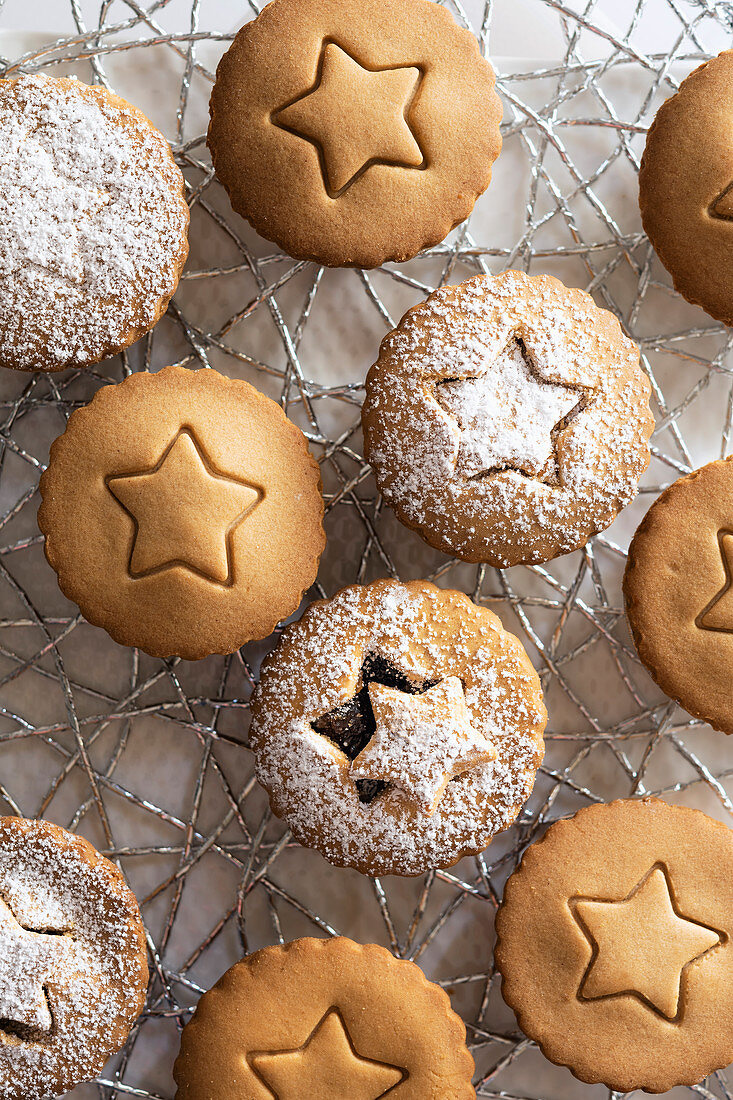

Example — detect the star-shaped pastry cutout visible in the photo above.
[107,428,263,586]
[0,896,70,1036]
[249,1007,405,1100]
[435,337,592,484]
[349,675,496,815]
[709,181,733,221]
[272,41,424,197]
[696,528,733,632]
[0,129,110,282]
[571,864,723,1020]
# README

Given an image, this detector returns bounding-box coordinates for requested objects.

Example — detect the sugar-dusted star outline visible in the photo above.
[248,1006,406,1100]
[0,127,111,283]
[349,675,496,815]
[272,40,425,197]
[0,895,71,1036]
[570,863,724,1021]
[107,428,263,587]
[696,528,733,632]
[434,335,593,485]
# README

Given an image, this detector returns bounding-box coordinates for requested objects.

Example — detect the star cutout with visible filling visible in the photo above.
[435,337,592,484]
[709,182,733,221]
[249,1007,406,1100]
[349,675,496,815]
[0,130,110,282]
[696,529,733,632]
[0,896,70,1037]
[272,41,424,197]
[107,428,263,586]
[571,864,723,1020]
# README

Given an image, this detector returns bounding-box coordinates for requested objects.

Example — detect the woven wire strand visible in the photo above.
[0,0,732,1097]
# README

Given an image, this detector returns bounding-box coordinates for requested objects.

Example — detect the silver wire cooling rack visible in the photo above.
[1,0,733,1097]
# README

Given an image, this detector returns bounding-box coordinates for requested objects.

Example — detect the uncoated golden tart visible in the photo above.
[38,366,325,660]
[362,270,654,566]
[208,0,502,268]
[0,816,148,1100]
[174,937,475,1099]
[624,457,733,734]
[639,51,733,326]
[495,799,733,1093]
[249,578,546,876]
[0,74,189,372]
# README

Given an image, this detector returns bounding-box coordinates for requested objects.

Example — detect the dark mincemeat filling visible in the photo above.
[311,653,437,804]
[0,1013,52,1044]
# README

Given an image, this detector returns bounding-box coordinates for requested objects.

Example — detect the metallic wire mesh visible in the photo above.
[0,0,732,1097]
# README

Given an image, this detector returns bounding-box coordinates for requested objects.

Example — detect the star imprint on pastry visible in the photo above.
[696,529,733,632]
[570,864,723,1021]
[0,130,110,283]
[272,41,424,197]
[0,895,71,1037]
[349,675,496,815]
[709,181,733,221]
[435,336,593,485]
[107,428,263,586]
[248,1007,406,1100]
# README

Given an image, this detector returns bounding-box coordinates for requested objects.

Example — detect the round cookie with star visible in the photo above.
[639,51,733,326]
[38,366,325,659]
[249,577,546,876]
[0,816,148,1100]
[362,270,654,566]
[207,0,502,267]
[624,457,733,734]
[494,798,733,1093]
[0,74,189,372]
[173,937,475,1099]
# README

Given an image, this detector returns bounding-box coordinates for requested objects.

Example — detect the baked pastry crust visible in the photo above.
[38,366,325,659]
[249,578,546,876]
[0,74,189,371]
[624,457,733,733]
[362,270,653,565]
[173,937,475,1099]
[0,816,148,1100]
[495,799,733,1093]
[639,51,733,325]
[208,0,501,268]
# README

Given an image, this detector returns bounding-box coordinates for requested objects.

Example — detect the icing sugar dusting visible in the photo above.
[350,677,496,814]
[0,819,147,1100]
[0,899,67,1032]
[250,581,546,876]
[436,337,583,480]
[0,133,111,283]
[0,74,189,370]
[363,272,653,565]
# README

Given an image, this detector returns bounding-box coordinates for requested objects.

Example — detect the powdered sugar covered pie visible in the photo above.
[0,816,148,1100]
[249,578,546,876]
[362,271,654,566]
[0,74,189,371]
